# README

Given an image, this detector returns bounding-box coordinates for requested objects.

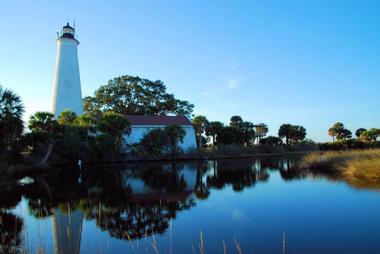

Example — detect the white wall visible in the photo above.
[51,37,83,117]
[124,125,197,151]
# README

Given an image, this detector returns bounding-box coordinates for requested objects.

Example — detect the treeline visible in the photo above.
[191,115,309,148]
[3,74,378,165]
[1,108,191,165]
[0,76,313,166]
[321,122,380,150]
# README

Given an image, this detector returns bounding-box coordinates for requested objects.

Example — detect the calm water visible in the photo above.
[1,158,380,254]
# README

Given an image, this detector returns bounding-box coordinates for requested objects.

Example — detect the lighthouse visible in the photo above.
[51,23,83,117]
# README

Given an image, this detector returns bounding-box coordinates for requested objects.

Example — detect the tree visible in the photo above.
[28,112,57,133]
[206,121,224,145]
[27,112,57,154]
[259,136,283,146]
[97,111,131,153]
[328,122,343,142]
[138,126,185,156]
[254,123,268,144]
[98,111,131,137]
[0,86,25,154]
[83,75,194,116]
[192,115,209,148]
[328,122,351,141]
[359,131,372,143]
[278,124,293,145]
[74,114,97,134]
[368,128,380,141]
[291,125,307,143]
[230,115,243,128]
[139,128,167,156]
[241,121,255,146]
[57,110,77,126]
[278,124,306,145]
[216,127,244,145]
[164,125,185,155]
[355,128,367,138]
[337,128,352,141]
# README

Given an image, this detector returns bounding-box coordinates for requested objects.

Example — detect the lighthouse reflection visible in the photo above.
[0,158,303,253]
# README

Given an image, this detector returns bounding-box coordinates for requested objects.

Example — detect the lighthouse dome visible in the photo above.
[61,23,75,39]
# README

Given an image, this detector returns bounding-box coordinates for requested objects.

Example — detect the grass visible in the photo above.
[342,156,380,189]
[299,149,380,189]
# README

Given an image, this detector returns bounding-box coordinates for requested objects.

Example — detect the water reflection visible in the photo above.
[1,158,308,253]
[0,212,24,253]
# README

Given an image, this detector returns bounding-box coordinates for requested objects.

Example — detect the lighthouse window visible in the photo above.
[63,27,74,34]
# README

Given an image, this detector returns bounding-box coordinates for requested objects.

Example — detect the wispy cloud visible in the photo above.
[227,75,244,90]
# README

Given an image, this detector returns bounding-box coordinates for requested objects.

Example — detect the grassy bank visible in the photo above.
[299,149,380,189]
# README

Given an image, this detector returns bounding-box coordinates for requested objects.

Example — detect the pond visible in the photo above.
[1,158,380,254]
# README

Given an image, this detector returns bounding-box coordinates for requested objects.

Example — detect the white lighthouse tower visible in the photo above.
[51,23,83,117]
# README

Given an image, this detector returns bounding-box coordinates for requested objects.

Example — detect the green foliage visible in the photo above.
[138,125,185,157]
[208,116,257,146]
[165,125,186,155]
[278,124,306,145]
[368,128,380,141]
[97,111,130,137]
[95,111,131,155]
[254,123,269,143]
[328,122,351,141]
[359,129,380,143]
[0,86,25,160]
[83,75,194,116]
[278,124,293,145]
[241,121,256,145]
[192,115,209,147]
[57,110,77,125]
[25,111,131,162]
[206,121,224,145]
[28,111,56,133]
[74,114,97,134]
[355,128,367,138]
[216,127,245,145]
[319,138,380,151]
[139,128,168,156]
[229,115,243,128]
[290,139,318,151]
[260,136,283,146]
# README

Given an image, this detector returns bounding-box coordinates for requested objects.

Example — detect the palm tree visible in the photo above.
[98,111,131,153]
[0,86,25,152]
[206,121,224,146]
[278,124,293,145]
[229,115,243,128]
[355,128,367,138]
[57,110,77,125]
[164,125,185,155]
[254,123,268,144]
[191,115,209,148]
[28,112,57,133]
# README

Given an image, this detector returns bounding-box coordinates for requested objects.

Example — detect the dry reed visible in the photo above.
[299,149,380,189]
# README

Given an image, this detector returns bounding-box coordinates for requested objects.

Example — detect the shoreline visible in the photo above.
[1,151,309,181]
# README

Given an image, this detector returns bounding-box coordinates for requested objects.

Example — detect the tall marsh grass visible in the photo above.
[299,149,380,189]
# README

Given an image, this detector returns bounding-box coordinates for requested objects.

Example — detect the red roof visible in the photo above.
[126,115,192,126]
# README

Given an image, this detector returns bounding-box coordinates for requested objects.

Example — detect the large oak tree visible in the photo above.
[83,75,194,117]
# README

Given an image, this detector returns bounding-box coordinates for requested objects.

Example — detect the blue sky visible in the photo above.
[0,0,379,141]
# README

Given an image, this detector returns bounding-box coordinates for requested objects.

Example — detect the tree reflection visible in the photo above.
[0,183,23,210]
[206,160,257,191]
[0,157,312,249]
[278,159,307,180]
[0,212,23,253]
[19,162,197,242]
